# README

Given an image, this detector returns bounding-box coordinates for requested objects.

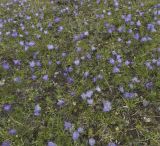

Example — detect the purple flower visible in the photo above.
[123,92,135,98]
[57,99,65,106]
[132,77,140,83]
[8,129,17,135]
[12,31,18,37]
[29,61,35,68]
[13,60,21,65]
[109,58,115,65]
[118,86,124,93]
[108,142,117,146]
[113,66,120,73]
[72,131,79,141]
[86,90,93,98]
[31,75,37,80]
[58,26,64,32]
[36,60,41,67]
[14,77,21,83]
[2,62,10,70]
[34,104,41,116]
[1,141,11,146]
[78,127,84,133]
[43,75,48,81]
[64,121,72,130]
[83,71,89,78]
[81,93,87,100]
[147,23,156,32]
[89,138,96,146]
[54,17,61,23]
[157,59,160,66]
[19,41,24,46]
[47,44,54,50]
[87,99,94,105]
[125,60,130,66]
[47,142,57,146]
[103,101,112,112]
[134,33,140,40]
[136,20,141,26]
[74,59,80,65]
[145,82,153,89]
[28,41,35,46]
[67,77,74,84]
[3,104,11,112]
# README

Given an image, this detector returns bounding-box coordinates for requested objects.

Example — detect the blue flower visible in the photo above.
[109,58,115,65]
[103,101,112,112]
[87,99,94,105]
[3,104,11,112]
[72,131,79,141]
[89,138,96,146]
[78,127,84,133]
[43,75,48,81]
[108,142,117,146]
[64,121,72,130]
[34,104,41,116]
[1,141,11,146]
[47,44,54,50]
[8,129,17,135]
[47,141,57,146]
[113,66,120,73]
[2,62,10,70]
[29,61,35,68]
[147,24,156,32]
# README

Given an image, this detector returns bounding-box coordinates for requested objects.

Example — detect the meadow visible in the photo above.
[0,0,160,146]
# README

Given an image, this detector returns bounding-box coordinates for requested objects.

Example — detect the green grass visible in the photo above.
[0,0,160,146]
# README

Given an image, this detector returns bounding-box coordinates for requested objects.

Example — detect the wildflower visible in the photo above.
[136,20,141,26]
[13,60,21,65]
[34,104,41,116]
[96,86,101,92]
[118,86,124,93]
[113,66,120,73]
[72,131,79,141]
[78,127,84,133]
[83,71,89,78]
[103,101,112,112]
[47,142,57,146]
[58,26,64,32]
[43,75,48,81]
[89,138,96,146]
[57,99,65,106]
[108,142,117,146]
[47,44,54,50]
[2,62,10,70]
[3,104,11,112]
[109,58,115,65]
[28,41,35,46]
[133,33,140,40]
[1,141,11,146]
[67,77,74,84]
[8,129,17,135]
[29,61,35,68]
[31,75,37,80]
[74,59,80,65]
[145,82,153,89]
[87,99,94,105]
[86,90,93,98]
[64,121,72,130]
[123,92,136,98]
[14,77,21,83]
[147,23,156,32]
